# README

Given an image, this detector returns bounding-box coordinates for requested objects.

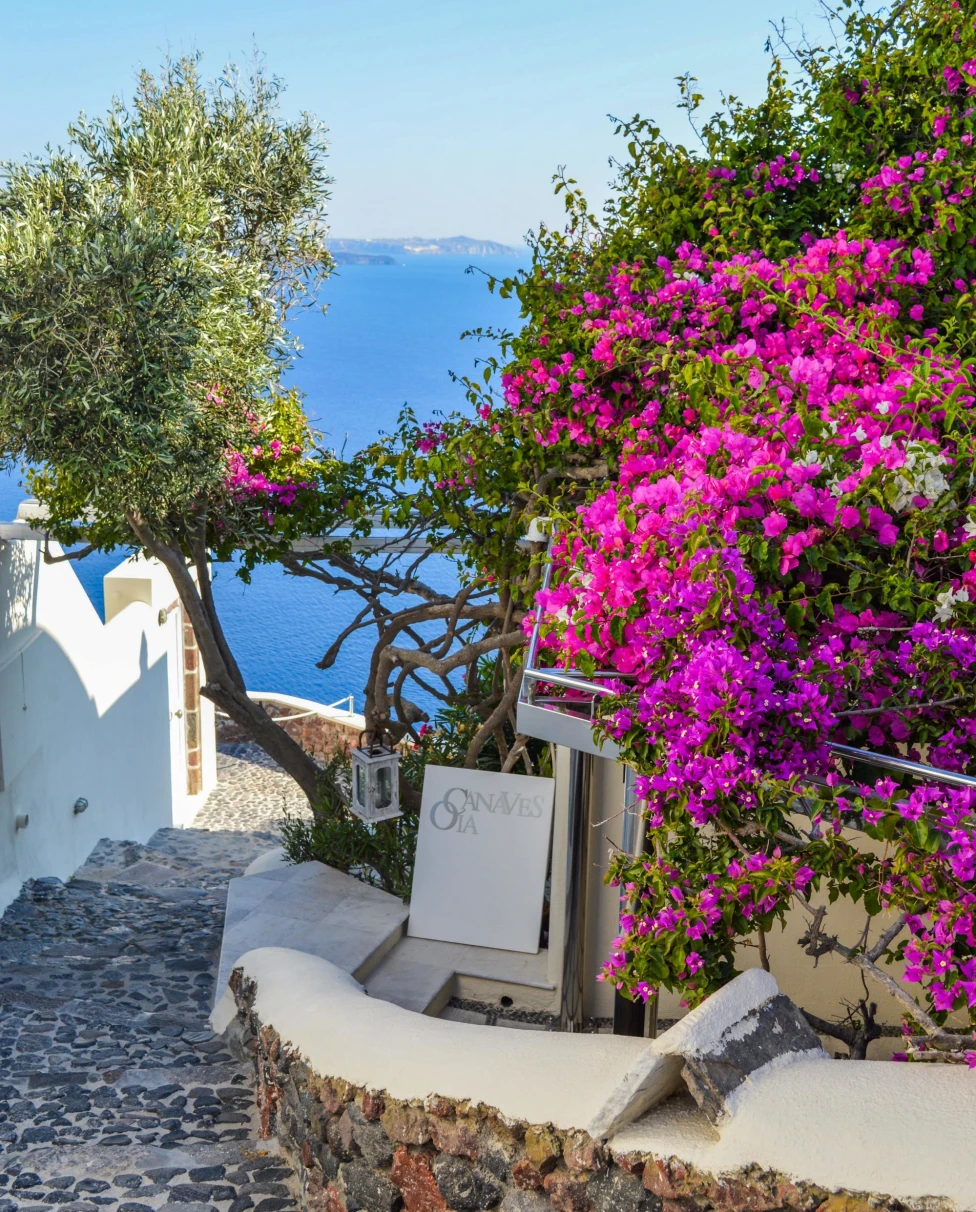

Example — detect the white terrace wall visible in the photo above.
[222,947,976,1212]
[0,527,216,911]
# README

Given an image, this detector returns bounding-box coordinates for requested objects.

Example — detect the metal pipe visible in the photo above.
[524,668,617,698]
[613,777,649,1037]
[524,666,633,688]
[529,696,604,706]
[560,749,591,1032]
[826,743,976,789]
[525,666,976,792]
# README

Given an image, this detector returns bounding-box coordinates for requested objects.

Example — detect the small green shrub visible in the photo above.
[278,751,419,900]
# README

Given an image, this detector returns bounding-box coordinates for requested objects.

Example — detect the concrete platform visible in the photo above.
[364,934,552,1014]
[214,860,410,1000]
[215,853,555,1019]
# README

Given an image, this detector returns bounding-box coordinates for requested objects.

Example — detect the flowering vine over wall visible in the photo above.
[523,219,976,1042]
[322,0,976,1052]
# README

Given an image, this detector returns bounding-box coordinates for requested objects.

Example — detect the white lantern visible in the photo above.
[349,737,401,823]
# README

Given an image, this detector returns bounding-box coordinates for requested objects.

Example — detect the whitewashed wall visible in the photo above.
[0,525,216,911]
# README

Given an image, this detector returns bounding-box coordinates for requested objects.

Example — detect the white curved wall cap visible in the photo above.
[587,969,783,1139]
[650,968,779,1058]
[586,1052,684,1140]
[243,848,288,877]
[217,947,650,1131]
[612,1055,976,1208]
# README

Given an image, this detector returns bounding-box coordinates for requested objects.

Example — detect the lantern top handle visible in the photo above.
[357,729,393,755]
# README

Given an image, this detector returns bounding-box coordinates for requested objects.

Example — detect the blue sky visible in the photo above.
[0,0,841,246]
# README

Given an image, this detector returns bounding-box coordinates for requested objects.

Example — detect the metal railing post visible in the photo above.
[560,749,591,1032]
[613,772,650,1037]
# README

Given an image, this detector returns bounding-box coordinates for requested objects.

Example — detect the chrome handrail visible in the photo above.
[827,742,976,790]
[523,662,976,790]
[523,668,619,697]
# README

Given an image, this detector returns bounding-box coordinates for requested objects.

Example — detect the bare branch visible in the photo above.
[868,913,908,963]
[316,605,382,670]
[42,540,95,564]
[386,629,525,679]
[463,672,524,770]
[796,896,944,1038]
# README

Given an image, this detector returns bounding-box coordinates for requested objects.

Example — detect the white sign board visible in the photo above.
[408,765,556,954]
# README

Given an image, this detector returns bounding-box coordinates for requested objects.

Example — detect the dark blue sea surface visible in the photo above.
[0,253,527,710]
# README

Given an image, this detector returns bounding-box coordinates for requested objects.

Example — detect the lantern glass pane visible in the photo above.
[376,764,394,810]
[354,762,367,809]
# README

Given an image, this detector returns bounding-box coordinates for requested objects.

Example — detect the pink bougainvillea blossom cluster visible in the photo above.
[224,448,306,509]
[206,382,311,522]
[516,223,976,1022]
[701,151,821,203]
[860,146,975,235]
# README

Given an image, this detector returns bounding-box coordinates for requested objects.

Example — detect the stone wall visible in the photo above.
[223,971,895,1212]
[217,699,360,764]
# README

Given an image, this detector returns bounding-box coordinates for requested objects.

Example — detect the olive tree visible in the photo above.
[0,57,342,806]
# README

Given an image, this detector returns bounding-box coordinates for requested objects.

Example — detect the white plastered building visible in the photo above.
[0,507,216,911]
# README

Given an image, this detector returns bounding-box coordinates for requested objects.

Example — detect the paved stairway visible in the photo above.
[0,827,300,1212]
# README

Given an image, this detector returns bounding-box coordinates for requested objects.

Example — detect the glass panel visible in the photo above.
[355,762,367,808]
[375,764,393,810]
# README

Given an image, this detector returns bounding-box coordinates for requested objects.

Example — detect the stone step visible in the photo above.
[213,860,409,1009]
[0,803,303,1212]
[0,1138,297,1212]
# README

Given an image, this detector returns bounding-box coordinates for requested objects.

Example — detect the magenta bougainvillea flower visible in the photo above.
[515,143,976,1026]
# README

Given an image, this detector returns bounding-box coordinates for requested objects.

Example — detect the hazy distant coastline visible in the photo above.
[332,251,397,266]
[330,235,522,260]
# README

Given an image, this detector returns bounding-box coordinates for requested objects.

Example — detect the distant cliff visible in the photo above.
[330,235,522,258]
[332,250,396,266]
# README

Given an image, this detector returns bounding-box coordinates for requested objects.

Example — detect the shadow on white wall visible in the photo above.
[0,527,217,911]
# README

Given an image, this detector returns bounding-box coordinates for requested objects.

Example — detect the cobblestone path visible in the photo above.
[194,749,309,835]
[0,806,300,1212]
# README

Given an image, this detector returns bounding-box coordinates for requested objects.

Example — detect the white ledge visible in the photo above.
[241,690,365,731]
[214,947,649,1131]
[613,1055,976,1208]
[217,949,976,1208]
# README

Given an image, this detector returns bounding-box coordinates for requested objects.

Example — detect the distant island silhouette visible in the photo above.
[332,251,397,266]
[330,236,522,262]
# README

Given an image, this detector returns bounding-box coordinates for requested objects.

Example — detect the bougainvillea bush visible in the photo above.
[499,4,976,1052]
[373,0,976,1053]
[529,235,976,1041]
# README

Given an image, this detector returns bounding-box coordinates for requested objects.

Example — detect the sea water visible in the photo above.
[0,253,527,711]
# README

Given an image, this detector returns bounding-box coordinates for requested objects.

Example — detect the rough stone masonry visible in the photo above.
[223,974,930,1212]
